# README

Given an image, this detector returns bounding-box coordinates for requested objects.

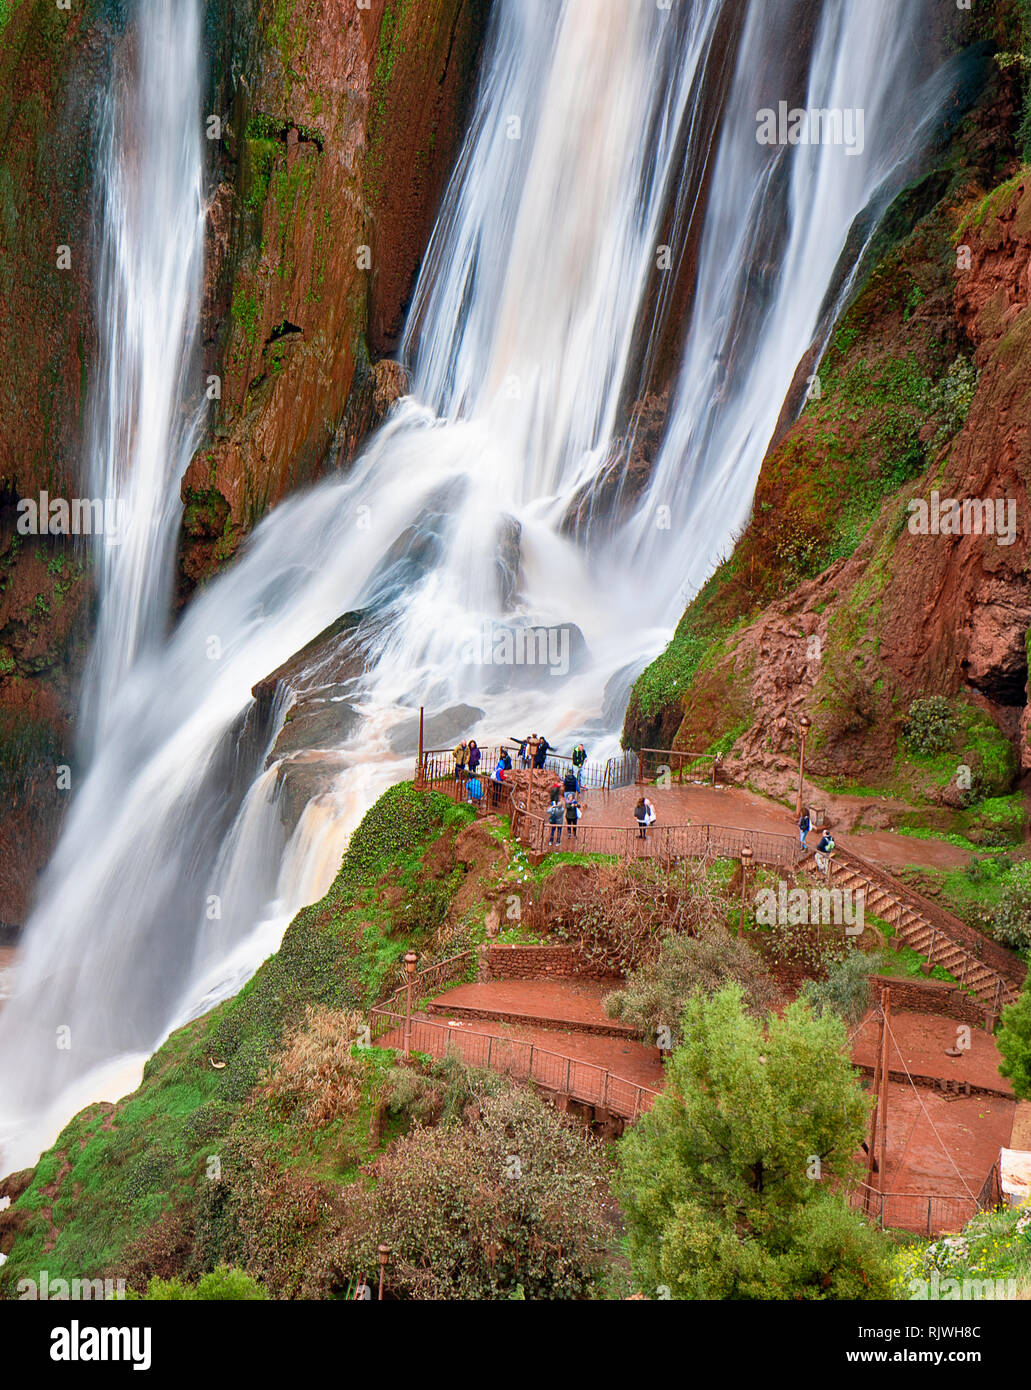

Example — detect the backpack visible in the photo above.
[799,813,810,830]
[547,802,564,824]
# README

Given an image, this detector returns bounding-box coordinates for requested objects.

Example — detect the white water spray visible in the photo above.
[0,0,955,1170]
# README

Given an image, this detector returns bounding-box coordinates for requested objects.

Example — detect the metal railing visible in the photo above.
[833,846,1023,1013]
[849,1168,1001,1236]
[370,950,477,1042]
[367,1010,659,1121]
[516,810,805,866]
[638,747,721,787]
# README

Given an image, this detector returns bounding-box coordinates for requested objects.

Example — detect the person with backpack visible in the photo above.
[564,794,581,842]
[453,740,468,782]
[798,810,811,848]
[634,795,655,840]
[814,829,836,875]
[571,742,587,791]
[562,768,578,803]
[546,787,564,846]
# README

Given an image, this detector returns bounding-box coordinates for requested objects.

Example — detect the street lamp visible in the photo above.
[739,844,754,937]
[795,714,812,819]
[402,950,418,1058]
[377,1243,391,1302]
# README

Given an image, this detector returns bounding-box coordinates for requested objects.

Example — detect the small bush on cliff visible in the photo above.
[604,924,781,1047]
[256,1006,369,1128]
[616,987,888,1300]
[977,861,1031,953]
[998,977,1031,1101]
[324,1077,608,1300]
[902,697,958,757]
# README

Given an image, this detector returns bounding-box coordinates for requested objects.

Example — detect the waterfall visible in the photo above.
[80,0,207,744]
[0,0,955,1171]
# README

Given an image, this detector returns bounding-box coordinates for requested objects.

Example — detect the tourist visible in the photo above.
[467,773,484,807]
[564,794,581,841]
[468,739,481,774]
[798,810,811,848]
[517,737,531,769]
[571,742,587,791]
[546,788,564,846]
[499,748,512,772]
[453,739,468,781]
[533,734,551,770]
[814,829,836,875]
[562,767,578,803]
[634,794,656,840]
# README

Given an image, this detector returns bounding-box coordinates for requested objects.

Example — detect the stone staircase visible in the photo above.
[822,846,1025,1020]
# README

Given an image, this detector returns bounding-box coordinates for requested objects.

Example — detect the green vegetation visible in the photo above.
[997,977,1031,1099]
[604,925,780,1047]
[616,987,889,1299]
[892,1205,1031,1300]
[803,948,876,1024]
[133,1267,269,1301]
[902,696,958,757]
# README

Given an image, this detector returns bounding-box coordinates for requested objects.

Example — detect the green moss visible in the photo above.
[0,782,476,1292]
[962,793,1027,847]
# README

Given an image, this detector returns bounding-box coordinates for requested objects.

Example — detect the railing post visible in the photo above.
[487,1034,493,1068]
[566,1056,571,1093]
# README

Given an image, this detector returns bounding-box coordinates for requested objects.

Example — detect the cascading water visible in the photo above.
[0,0,957,1171]
[81,0,207,745]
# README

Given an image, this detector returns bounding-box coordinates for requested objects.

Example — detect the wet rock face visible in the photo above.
[180,0,488,594]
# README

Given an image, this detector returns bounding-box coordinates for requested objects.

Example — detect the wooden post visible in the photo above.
[865,992,886,1208]
[417,705,424,785]
[877,988,891,1189]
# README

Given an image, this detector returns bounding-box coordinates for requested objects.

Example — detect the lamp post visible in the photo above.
[795,714,811,819]
[739,844,754,937]
[402,950,418,1058]
[377,1243,391,1302]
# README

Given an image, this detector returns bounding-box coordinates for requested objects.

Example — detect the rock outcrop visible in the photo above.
[179,0,488,595]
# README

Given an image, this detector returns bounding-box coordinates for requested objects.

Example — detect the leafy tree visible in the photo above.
[803,948,875,1025]
[604,924,780,1047]
[616,986,889,1299]
[998,979,1031,1101]
[326,1078,607,1300]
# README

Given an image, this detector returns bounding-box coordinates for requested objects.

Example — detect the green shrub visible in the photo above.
[137,1266,269,1300]
[604,924,780,1048]
[902,697,958,757]
[977,861,1031,952]
[998,977,1031,1100]
[803,948,876,1024]
[615,987,889,1300]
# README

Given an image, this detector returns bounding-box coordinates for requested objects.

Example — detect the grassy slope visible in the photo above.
[0,783,477,1295]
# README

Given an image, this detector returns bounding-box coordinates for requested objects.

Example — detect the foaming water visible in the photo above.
[0,0,953,1170]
